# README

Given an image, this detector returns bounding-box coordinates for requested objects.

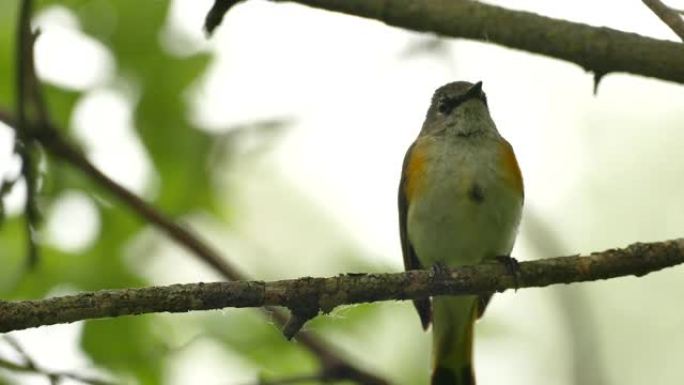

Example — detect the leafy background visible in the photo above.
[1,0,684,384]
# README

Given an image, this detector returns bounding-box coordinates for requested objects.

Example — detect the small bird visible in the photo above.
[398,81,523,385]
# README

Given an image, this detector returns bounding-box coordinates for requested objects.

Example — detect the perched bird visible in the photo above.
[398,81,524,385]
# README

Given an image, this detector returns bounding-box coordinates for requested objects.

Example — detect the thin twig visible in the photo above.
[3,115,387,385]
[0,357,118,385]
[522,212,608,385]
[0,337,118,385]
[10,1,378,383]
[15,0,41,267]
[3,335,35,368]
[247,373,331,385]
[3,57,388,385]
[205,0,244,35]
[37,132,382,380]
[5,2,387,379]
[643,0,684,41]
[40,130,247,280]
[1,237,683,333]
[31,130,386,384]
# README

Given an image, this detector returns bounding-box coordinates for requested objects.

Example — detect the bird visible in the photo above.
[398,81,524,385]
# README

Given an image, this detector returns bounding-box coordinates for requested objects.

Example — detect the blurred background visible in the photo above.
[1,0,684,384]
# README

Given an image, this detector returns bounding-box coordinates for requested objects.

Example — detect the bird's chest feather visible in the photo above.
[406,138,523,266]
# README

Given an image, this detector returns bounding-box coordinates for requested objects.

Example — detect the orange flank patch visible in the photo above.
[404,142,429,202]
[499,140,524,197]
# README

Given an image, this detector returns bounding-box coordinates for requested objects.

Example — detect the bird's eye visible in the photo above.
[438,101,450,114]
[438,97,459,115]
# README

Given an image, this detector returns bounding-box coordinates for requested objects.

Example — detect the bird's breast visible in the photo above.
[406,137,523,267]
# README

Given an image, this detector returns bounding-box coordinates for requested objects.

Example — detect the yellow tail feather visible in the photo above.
[431,296,478,385]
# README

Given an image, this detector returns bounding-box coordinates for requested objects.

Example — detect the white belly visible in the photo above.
[407,137,522,267]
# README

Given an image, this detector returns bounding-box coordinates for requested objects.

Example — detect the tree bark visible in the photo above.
[2,238,683,333]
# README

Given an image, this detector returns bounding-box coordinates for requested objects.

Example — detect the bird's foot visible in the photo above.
[430,261,450,278]
[493,255,520,290]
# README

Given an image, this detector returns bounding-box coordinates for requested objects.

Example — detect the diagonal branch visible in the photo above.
[642,0,684,41]
[205,0,684,84]
[37,129,247,280]
[2,238,683,334]
[0,356,117,385]
[28,126,387,385]
[0,336,117,385]
[3,78,388,385]
[15,0,42,268]
[7,3,388,381]
[0,117,389,384]
[3,14,386,377]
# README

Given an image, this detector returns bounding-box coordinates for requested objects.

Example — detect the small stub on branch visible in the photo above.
[282,308,318,340]
[204,0,244,36]
[593,72,606,95]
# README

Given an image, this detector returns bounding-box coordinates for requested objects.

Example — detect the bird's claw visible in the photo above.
[431,262,450,277]
[494,255,520,290]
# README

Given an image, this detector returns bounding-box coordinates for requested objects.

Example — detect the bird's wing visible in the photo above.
[399,141,432,329]
[475,138,524,319]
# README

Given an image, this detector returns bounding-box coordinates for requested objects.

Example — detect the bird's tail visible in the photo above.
[430,296,478,385]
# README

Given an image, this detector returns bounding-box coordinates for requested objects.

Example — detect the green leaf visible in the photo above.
[204,310,319,375]
[0,0,18,108]
[82,316,167,384]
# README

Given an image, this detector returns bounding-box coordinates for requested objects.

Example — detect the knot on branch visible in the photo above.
[282,309,317,340]
[282,276,326,339]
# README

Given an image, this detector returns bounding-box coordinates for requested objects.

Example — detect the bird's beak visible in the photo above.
[465,81,483,98]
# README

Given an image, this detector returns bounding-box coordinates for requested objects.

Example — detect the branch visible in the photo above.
[27,129,386,385]
[2,238,682,334]
[522,212,608,385]
[0,336,117,385]
[6,4,384,385]
[204,0,244,34]
[2,113,388,382]
[205,0,684,84]
[0,357,117,385]
[246,373,332,385]
[2,31,388,382]
[643,0,684,41]
[37,130,246,280]
[0,124,388,385]
[15,0,42,268]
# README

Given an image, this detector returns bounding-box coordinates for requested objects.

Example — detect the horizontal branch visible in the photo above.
[2,238,683,333]
[0,114,389,385]
[250,0,684,84]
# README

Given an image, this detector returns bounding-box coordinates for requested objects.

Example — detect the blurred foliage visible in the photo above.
[0,0,221,383]
[203,311,319,375]
[0,0,17,106]
[4,0,681,384]
[0,1,384,384]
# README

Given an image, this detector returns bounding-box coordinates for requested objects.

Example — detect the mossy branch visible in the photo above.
[2,238,683,334]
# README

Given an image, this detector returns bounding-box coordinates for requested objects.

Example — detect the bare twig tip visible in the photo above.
[592,72,605,95]
[204,0,244,36]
